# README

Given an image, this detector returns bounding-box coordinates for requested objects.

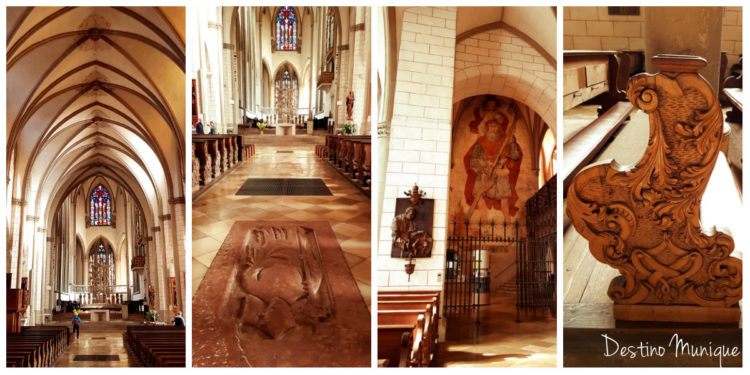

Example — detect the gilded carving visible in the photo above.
[567,55,742,316]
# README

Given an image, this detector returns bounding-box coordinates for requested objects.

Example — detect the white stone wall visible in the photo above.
[454,27,556,130]
[722,7,742,67]
[378,7,457,290]
[564,7,646,51]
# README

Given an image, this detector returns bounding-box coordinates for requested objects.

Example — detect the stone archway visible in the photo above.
[453,68,556,137]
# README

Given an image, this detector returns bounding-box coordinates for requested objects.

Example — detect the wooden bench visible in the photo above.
[6,326,70,367]
[317,134,372,195]
[379,300,438,358]
[377,290,441,367]
[378,314,425,367]
[562,101,634,194]
[124,326,185,367]
[562,50,639,195]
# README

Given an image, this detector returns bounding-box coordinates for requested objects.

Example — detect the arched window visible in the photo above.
[90,185,112,226]
[275,7,297,51]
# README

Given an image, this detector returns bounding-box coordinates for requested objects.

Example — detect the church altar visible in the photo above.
[275,122,296,136]
[80,303,127,321]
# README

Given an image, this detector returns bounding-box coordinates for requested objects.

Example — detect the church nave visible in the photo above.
[190,6,371,367]
[6,6,187,367]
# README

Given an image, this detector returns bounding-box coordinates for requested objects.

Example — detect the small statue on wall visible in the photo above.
[148,284,155,306]
[391,207,433,258]
[391,185,434,258]
[346,91,355,120]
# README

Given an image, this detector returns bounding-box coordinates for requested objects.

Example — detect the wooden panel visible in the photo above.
[563,67,586,95]
[585,63,608,86]
[566,55,742,323]
[562,100,633,190]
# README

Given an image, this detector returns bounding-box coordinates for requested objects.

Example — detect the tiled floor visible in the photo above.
[192,135,371,309]
[433,294,556,367]
[53,321,140,367]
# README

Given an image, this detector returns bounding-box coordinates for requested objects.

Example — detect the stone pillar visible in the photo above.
[170,198,186,312]
[222,43,235,129]
[28,215,42,325]
[644,7,723,93]
[378,6,457,288]
[151,225,169,318]
[9,198,26,287]
[335,47,350,125]
[349,12,369,134]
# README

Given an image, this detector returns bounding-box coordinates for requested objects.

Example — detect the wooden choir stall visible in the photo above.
[192,134,255,197]
[316,135,372,195]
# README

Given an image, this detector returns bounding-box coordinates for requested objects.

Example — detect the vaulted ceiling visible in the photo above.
[6,6,185,224]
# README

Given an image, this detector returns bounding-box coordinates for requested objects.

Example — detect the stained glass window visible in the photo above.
[90,185,112,226]
[276,7,297,51]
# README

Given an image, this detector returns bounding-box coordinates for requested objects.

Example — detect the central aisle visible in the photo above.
[192,135,371,308]
[53,321,140,367]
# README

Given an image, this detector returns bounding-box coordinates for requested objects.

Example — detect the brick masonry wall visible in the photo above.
[722,7,742,67]
[564,6,646,51]
[565,6,741,68]
[454,27,556,130]
[378,7,457,290]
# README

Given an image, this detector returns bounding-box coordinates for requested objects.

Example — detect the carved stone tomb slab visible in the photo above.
[567,55,742,323]
[192,221,370,367]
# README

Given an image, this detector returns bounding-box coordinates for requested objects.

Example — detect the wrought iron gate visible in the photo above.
[445,219,520,322]
[517,175,557,321]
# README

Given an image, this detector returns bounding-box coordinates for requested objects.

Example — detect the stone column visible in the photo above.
[335,47,350,125]
[9,198,26,287]
[170,197,186,312]
[349,16,368,134]
[378,6,457,288]
[644,7,723,93]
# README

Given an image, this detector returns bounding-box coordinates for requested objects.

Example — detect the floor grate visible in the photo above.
[235,178,332,196]
[90,337,106,340]
[276,150,294,153]
[73,355,120,361]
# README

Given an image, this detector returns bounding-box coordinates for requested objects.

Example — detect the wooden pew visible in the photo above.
[378,313,425,367]
[379,300,438,358]
[377,326,415,367]
[6,326,70,367]
[562,101,634,194]
[377,290,441,367]
[124,326,185,367]
[562,50,636,195]
[317,134,372,195]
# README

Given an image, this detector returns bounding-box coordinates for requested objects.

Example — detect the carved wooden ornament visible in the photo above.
[567,55,742,321]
